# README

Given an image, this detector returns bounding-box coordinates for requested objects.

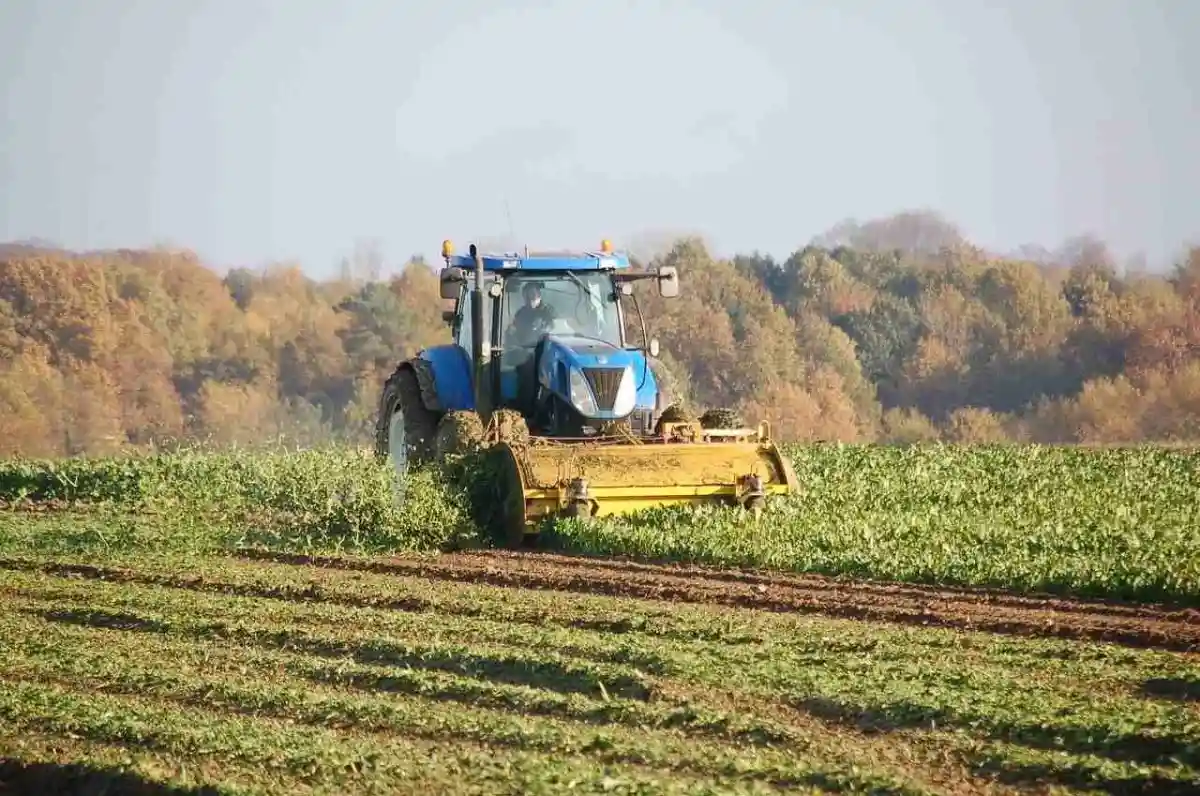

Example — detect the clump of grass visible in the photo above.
[0,455,159,505]
[221,453,476,554]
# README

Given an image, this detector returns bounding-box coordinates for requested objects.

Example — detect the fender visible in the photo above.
[409,357,442,412]
[418,344,474,412]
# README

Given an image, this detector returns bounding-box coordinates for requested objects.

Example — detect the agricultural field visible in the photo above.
[1,443,1199,794]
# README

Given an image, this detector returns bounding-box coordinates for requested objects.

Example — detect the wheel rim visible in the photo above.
[387,405,408,499]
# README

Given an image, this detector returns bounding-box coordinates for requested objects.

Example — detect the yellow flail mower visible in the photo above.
[375,240,798,546]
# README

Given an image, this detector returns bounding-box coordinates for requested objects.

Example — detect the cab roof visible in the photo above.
[446,249,631,272]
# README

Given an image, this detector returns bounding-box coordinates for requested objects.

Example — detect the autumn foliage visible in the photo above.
[2,211,1198,456]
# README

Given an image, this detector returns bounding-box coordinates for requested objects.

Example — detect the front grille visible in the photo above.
[582,367,624,410]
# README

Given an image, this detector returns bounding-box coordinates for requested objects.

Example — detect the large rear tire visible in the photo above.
[376,365,438,485]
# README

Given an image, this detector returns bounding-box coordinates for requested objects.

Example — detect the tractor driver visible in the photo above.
[508,281,557,347]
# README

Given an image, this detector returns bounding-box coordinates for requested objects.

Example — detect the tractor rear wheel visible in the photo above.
[376,365,438,480]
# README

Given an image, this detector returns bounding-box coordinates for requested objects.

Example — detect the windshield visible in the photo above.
[501,271,622,350]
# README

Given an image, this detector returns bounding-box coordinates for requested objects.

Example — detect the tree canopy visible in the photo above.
[3,212,1198,456]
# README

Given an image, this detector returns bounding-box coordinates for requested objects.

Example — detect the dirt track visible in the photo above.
[238,549,1200,654]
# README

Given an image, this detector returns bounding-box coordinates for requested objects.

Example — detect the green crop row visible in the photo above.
[2,442,1197,602]
[4,543,1200,794]
[552,443,1200,603]
[0,445,472,554]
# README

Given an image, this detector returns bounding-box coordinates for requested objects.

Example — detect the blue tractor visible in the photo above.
[375,240,798,544]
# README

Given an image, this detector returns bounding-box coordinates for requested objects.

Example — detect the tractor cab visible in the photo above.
[496,270,624,410]
[437,240,679,436]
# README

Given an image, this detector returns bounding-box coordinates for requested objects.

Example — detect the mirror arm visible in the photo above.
[612,271,658,283]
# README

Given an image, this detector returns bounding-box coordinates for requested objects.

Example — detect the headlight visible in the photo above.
[612,365,636,417]
[569,369,598,415]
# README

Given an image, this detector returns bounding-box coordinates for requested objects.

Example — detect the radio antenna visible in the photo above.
[503,198,517,253]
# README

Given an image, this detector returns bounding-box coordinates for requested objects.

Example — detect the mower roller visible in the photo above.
[375,239,798,546]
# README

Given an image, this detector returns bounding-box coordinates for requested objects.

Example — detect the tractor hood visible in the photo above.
[546,334,636,363]
[536,334,655,419]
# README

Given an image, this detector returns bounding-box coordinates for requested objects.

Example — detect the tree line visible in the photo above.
[2,210,1197,457]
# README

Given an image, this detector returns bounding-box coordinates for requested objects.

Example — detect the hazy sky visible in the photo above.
[1,0,1197,277]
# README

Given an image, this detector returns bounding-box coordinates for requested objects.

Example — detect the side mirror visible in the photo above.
[439,267,465,300]
[442,309,456,325]
[649,338,660,358]
[656,265,679,298]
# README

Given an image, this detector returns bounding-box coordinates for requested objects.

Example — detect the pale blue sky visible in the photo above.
[1,1,1197,277]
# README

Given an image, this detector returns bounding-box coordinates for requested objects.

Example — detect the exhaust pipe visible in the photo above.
[471,244,490,423]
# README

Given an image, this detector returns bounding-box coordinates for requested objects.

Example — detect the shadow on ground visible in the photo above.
[796,694,1195,767]
[1139,676,1200,703]
[33,605,654,701]
[974,759,1199,796]
[7,556,687,663]
[36,607,171,634]
[0,759,222,795]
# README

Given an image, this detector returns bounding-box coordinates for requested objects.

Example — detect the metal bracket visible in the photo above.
[736,473,766,507]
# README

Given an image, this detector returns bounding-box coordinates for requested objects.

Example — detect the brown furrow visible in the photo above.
[5,550,1199,654]
[231,549,1200,653]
